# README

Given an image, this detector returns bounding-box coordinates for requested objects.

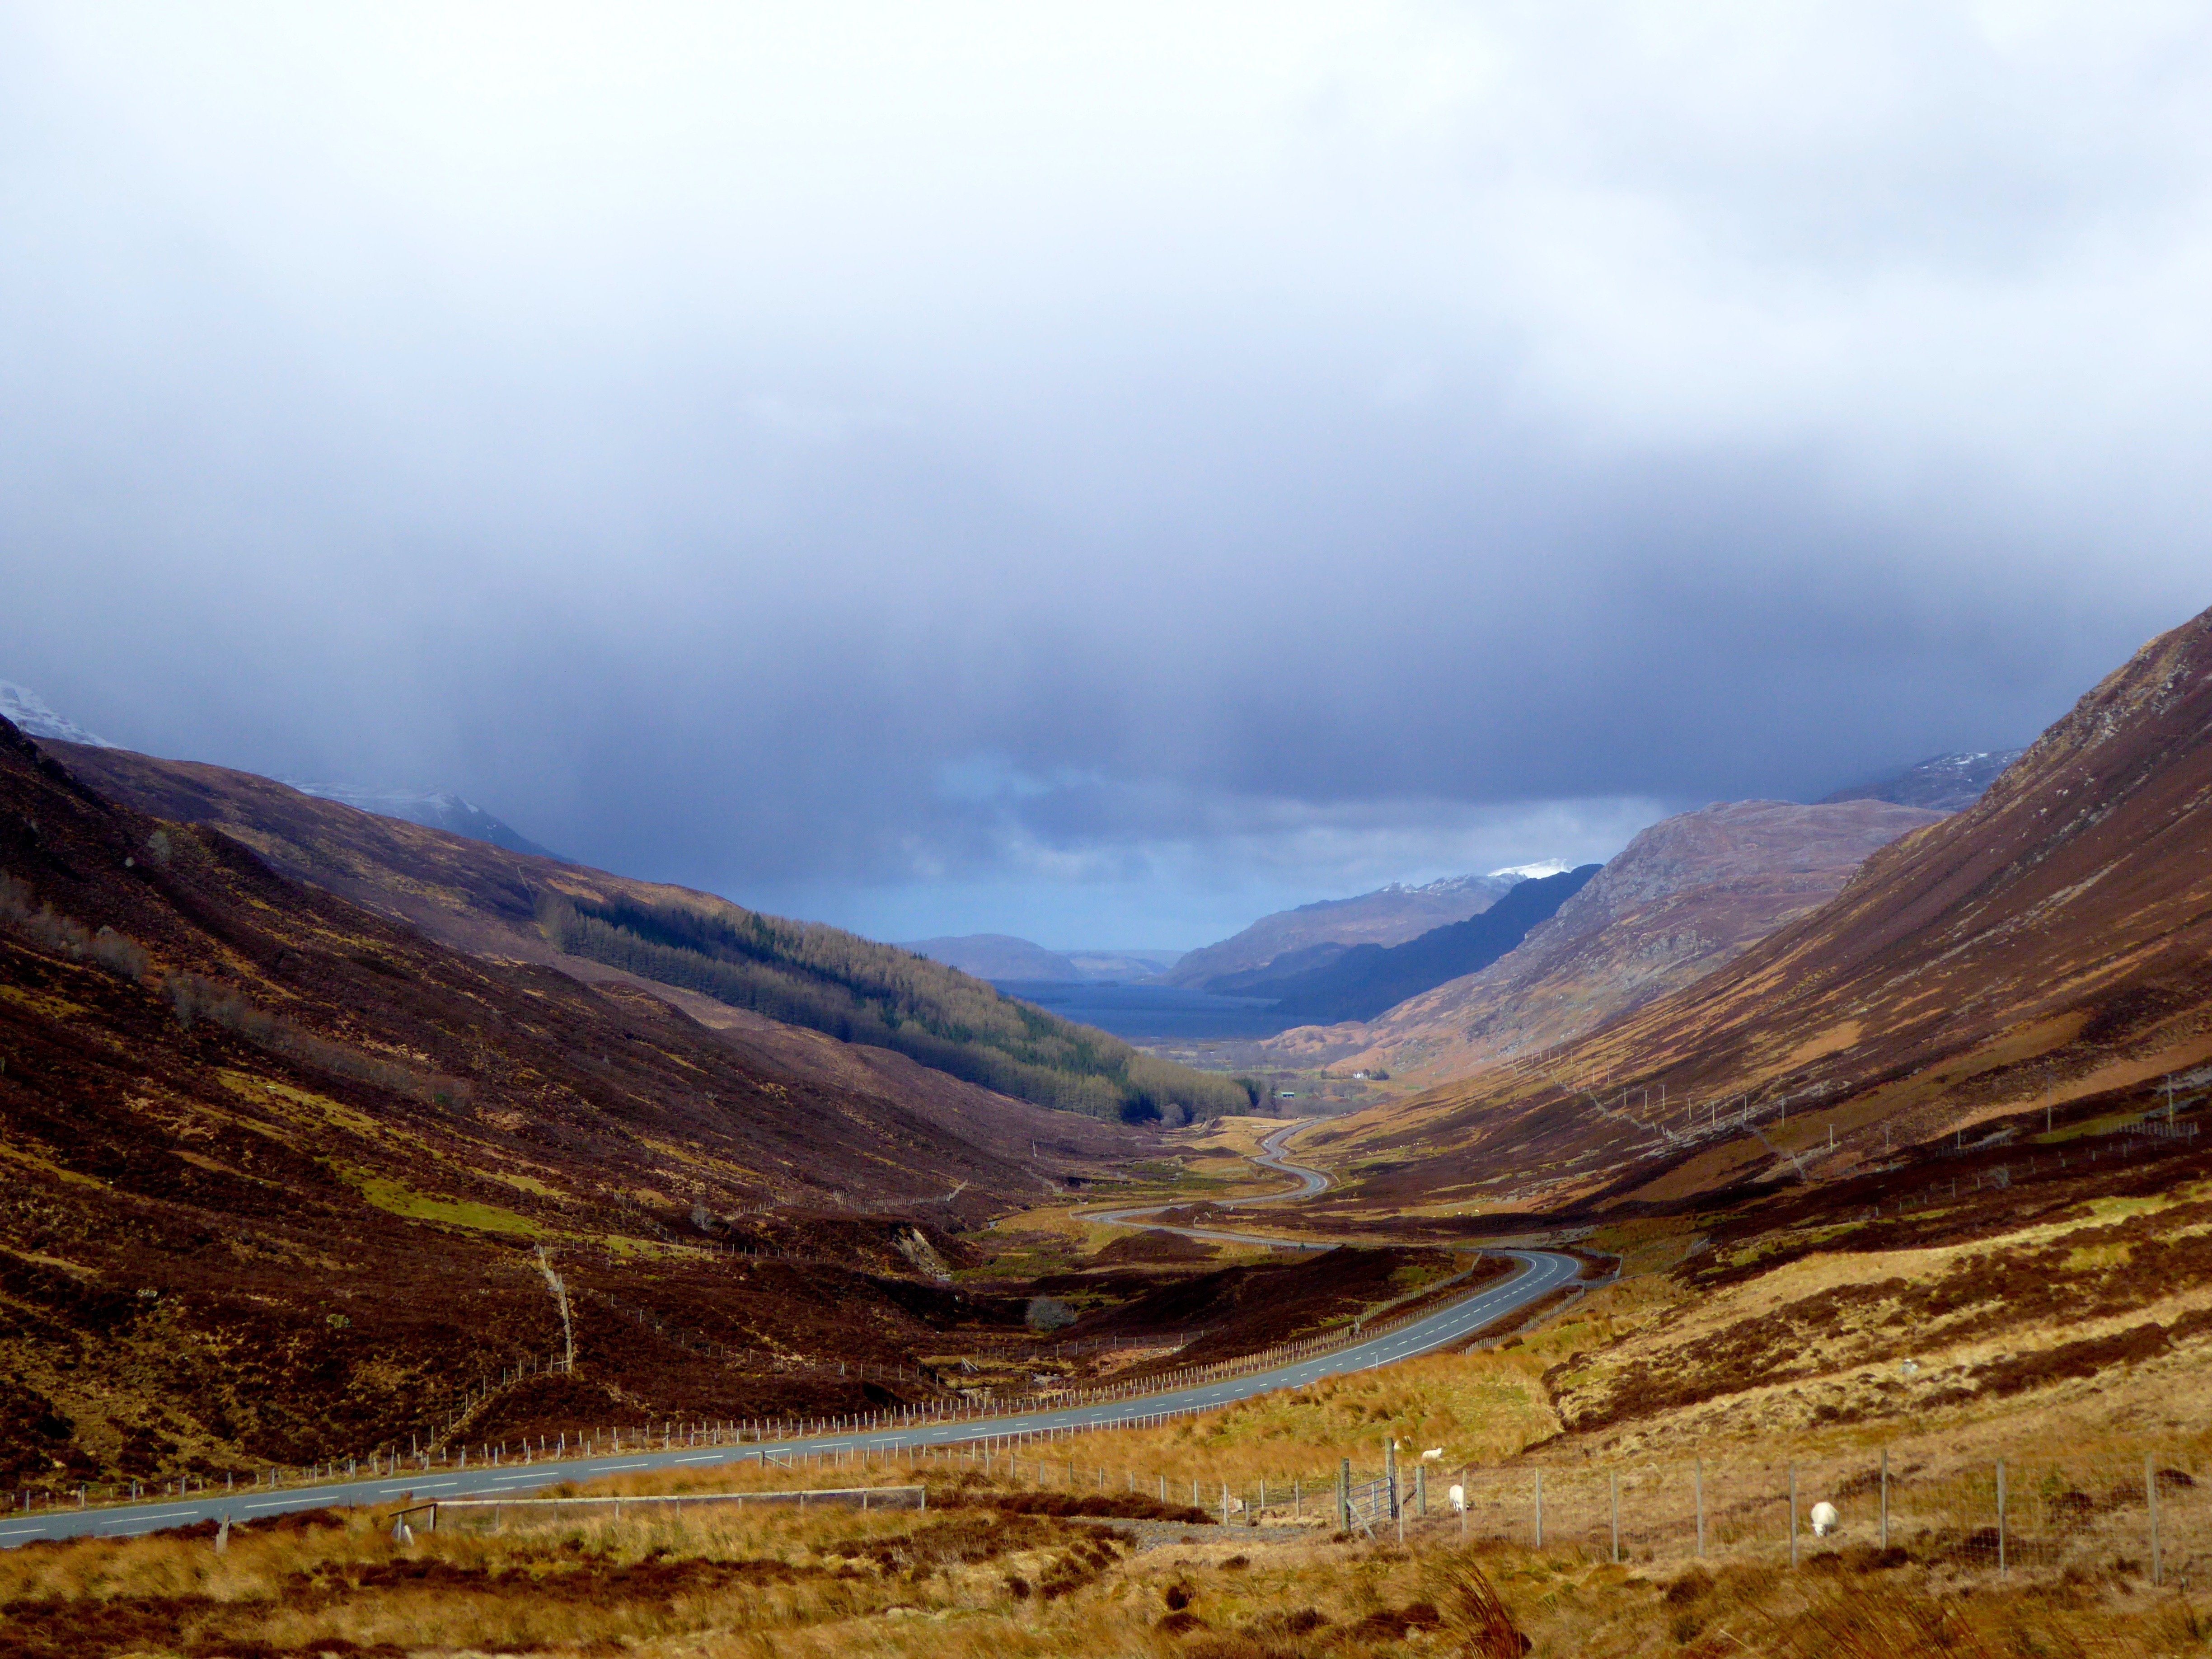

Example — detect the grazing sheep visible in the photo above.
[1420,1447,1446,1463]
[1448,1484,1467,1513]
[1810,1501,1840,1537]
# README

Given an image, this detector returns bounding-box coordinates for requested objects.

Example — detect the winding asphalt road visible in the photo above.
[4,1123,1579,1547]
[1086,1119,1333,1248]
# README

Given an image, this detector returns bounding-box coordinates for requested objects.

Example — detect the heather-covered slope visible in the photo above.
[0,717,1140,1481]
[1264,799,1942,1084]
[1308,602,2212,1213]
[44,742,1247,1124]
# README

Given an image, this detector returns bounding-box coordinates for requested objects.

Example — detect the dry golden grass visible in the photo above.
[9,1495,2207,1659]
[441,1348,1555,1520]
[1535,1172,2212,1461]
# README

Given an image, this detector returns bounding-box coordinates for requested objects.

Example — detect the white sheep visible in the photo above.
[1809,1501,1840,1537]
[1420,1447,1446,1463]
[1448,1484,1467,1513]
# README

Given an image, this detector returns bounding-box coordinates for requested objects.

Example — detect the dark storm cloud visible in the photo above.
[4,4,2209,943]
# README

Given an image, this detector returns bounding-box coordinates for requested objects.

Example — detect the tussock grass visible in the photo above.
[13,1503,2201,1658]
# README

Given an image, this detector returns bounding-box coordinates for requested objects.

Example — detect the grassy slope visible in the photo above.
[7,1420,2198,1658]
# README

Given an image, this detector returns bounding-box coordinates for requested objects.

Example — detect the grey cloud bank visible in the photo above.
[3,4,2208,946]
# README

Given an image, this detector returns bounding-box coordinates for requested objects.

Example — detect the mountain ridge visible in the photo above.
[1218,864,1602,1024]
[1819,747,2027,811]
[283,779,562,859]
[1162,869,1540,989]
[898,934,1183,983]
[41,740,1247,1124]
[1264,798,1945,1084]
[1306,601,2212,1214]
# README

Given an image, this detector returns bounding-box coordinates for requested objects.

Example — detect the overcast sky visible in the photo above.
[6,4,2211,947]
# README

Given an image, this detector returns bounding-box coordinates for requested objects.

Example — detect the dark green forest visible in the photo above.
[539,891,1252,1123]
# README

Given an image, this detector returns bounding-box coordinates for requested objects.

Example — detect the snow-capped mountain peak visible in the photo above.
[1486,859,1573,881]
[0,682,118,749]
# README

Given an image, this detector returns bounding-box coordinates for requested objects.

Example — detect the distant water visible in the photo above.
[992,980,1301,1041]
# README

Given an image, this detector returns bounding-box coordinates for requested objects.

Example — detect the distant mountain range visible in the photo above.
[1266,798,1945,1083]
[1820,749,2027,812]
[897,934,1183,983]
[282,780,562,859]
[1163,866,1565,990]
[1215,864,1602,1024]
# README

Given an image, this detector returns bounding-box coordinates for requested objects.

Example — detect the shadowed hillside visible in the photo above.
[43,743,1247,1125]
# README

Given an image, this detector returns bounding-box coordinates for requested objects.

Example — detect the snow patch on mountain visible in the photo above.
[1486,859,1572,881]
[0,682,117,749]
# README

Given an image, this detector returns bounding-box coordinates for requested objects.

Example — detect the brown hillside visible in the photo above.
[40,740,1165,1151]
[0,718,1138,1485]
[1263,799,1942,1085]
[1307,602,2212,1213]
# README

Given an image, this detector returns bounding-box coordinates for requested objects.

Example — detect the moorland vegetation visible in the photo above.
[541,890,1251,1125]
[16,603,2212,1657]
[46,738,1251,1128]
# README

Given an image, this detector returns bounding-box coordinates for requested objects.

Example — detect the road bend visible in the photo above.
[7,1125,1579,1547]
[1085,1118,1333,1249]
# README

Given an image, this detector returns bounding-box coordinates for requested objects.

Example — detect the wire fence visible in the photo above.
[1439,1448,2206,1586]
[407,1486,928,1532]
